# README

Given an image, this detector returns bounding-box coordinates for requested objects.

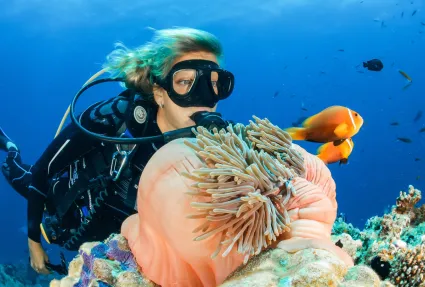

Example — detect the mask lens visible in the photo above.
[172,69,196,96]
[211,71,219,95]
[216,72,233,99]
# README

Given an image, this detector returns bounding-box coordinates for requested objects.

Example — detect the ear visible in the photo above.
[153,84,166,106]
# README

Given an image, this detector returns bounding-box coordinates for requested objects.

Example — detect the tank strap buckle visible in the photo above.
[110,149,129,181]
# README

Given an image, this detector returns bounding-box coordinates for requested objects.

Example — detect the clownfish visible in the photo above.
[285,106,363,144]
[317,138,354,165]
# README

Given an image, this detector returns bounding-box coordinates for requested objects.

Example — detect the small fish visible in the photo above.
[419,127,425,133]
[285,106,364,143]
[399,69,412,82]
[414,111,422,122]
[421,22,425,26]
[363,59,384,71]
[338,49,345,52]
[390,122,399,126]
[273,91,280,98]
[417,176,420,180]
[397,137,412,143]
[301,107,308,111]
[381,21,386,28]
[415,158,421,161]
[317,138,355,165]
[356,70,365,74]
[360,0,363,3]
[403,82,412,91]
[335,240,344,248]
[401,11,404,18]
[412,10,417,16]
[304,56,308,59]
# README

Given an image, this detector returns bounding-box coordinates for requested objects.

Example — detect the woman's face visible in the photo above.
[154,51,219,133]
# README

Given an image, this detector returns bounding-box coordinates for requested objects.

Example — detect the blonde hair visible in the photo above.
[103,27,224,101]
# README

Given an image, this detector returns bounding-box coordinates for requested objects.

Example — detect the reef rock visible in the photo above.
[220,247,389,287]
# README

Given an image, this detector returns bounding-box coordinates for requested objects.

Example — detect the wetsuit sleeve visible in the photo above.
[27,95,132,243]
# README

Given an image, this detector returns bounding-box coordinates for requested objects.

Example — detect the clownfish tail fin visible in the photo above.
[285,127,307,140]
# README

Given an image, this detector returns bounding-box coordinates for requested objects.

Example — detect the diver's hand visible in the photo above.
[28,238,51,275]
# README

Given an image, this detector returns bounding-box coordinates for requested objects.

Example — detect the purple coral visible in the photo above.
[106,238,137,271]
[74,242,109,287]
[75,251,96,287]
[51,234,147,287]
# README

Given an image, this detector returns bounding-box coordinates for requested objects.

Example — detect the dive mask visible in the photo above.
[154,59,234,108]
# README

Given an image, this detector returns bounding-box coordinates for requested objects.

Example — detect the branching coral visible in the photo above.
[395,185,422,215]
[411,205,425,227]
[332,185,425,286]
[388,243,425,286]
[182,116,305,263]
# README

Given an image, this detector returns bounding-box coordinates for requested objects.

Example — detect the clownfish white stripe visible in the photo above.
[346,139,353,152]
[347,108,357,130]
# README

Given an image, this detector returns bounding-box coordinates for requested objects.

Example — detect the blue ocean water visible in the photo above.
[0,0,423,282]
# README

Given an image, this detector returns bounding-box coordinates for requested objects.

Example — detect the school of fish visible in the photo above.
[285,106,364,165]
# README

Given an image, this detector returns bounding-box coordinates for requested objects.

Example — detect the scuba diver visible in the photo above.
[0,27,235,275]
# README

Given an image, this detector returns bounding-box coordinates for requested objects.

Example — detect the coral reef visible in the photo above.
[389,244,424,286]
[47,183,425,286]
[220,247,390,287]
[332,184,425,286]
[50,234,157,287]
[0,262,58,287]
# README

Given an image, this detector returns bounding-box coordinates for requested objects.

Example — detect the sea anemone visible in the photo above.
[182,116,305,263]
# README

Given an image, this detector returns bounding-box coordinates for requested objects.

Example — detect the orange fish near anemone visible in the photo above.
[317,138,354,165]
[285,106,363,144]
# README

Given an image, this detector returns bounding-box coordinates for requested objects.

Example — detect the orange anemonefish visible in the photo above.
[317,138,354,165]
[285,106,363,144]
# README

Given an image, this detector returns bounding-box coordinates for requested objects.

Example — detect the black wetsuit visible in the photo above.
[1,90,164,250]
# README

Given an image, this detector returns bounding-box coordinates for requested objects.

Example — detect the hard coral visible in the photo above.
[331,233,363,260]
[332,185,425,286]
[395,185,421,215]
[388,243,425,286]
[50,234,156,287]
[411,204,425,227]
[220,247,389,287]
